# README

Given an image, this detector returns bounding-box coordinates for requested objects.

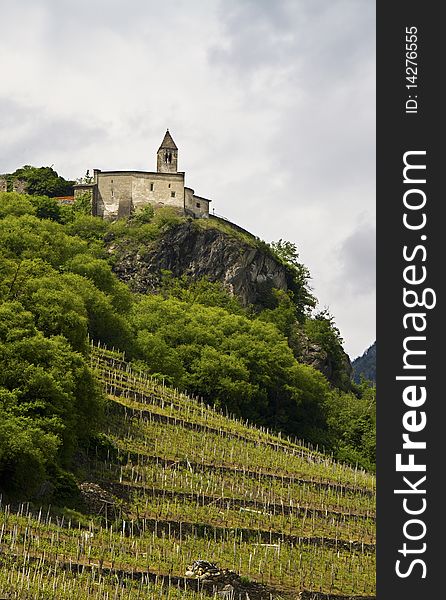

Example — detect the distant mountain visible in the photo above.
[352,341,376,383]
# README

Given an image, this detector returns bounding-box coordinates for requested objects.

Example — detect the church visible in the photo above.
[74,130,211,220]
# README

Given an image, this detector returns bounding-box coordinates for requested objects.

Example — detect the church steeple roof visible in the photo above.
[158,129,178,151]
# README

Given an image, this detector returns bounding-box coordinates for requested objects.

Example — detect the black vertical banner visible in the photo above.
[377,2,444,598]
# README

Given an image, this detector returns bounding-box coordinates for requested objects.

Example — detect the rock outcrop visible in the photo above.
[107,220,289,308]
[184,560,277,599]
[299,338,353,390]
[107,219,352,387]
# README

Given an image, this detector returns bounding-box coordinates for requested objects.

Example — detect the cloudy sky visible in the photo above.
[0,0,375,360]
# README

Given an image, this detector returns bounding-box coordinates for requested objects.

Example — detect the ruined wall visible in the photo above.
[0,177,28,193]
[12,179,28,193]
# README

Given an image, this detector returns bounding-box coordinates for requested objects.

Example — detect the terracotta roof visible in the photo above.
[158,129,178,150]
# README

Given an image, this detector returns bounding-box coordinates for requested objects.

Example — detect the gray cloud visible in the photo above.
[211,0,374,83]
[0,98,108,176]
[337,221,376,295]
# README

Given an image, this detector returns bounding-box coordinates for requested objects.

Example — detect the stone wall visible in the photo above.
[74,185,94,200]
[12,179,28,193]
[184,187,210,218]
[0,177,28,193]
[96,173,132,219]
[94,171,186,220]
[191,195,210,218]
[157,149,178,173]
[132,172,185,211]
[77,169,210,221]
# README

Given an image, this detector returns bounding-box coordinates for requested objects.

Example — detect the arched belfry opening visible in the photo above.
[77,129,211,220]
[157,129,178,173]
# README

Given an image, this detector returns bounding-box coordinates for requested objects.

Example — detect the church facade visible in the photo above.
[74,131,211,220]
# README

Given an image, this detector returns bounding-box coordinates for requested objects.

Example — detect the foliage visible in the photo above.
[268,239,316,321]
[325,382,376,472]
[0,302,103,497]
[256,289,304,355]
[30,195,63,221]
[159,271,246,314]
[0,213,88,266]
[304,309,352,391]
[71,192,92,216]
[269,239,302,267]
[0,191,375,488]
[0,191,37,218]
[0,196,138,499]
[129,204,154,224]
[100,206,184,252]
[65,214,109,242]
[10,165,74,197]
[129,294,332,440]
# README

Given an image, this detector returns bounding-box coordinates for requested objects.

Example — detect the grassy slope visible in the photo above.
[0,345,375,599]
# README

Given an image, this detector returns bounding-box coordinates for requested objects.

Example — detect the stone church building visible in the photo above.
[74,130,211,220]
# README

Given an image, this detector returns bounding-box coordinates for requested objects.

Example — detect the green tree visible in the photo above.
[0,214,88,267]
[72,192,92,216]
[0,192,35,218]
[268,239,316,321]
[160,272,245,314]
[65,215,109,242]
[30,195,62,222]
[130,294,331,438]
[11,166,74,197]
[0,301,103,497]
[20,274,89,352]
[65,254,133,314]
[257,289,305,356]
[325,383,376,471]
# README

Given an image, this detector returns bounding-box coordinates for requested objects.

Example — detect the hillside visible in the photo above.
[0,344,376,599]
[0,190,376,598]
[106,214,352,390]
[352,343,376,384]
[109,217,293,307]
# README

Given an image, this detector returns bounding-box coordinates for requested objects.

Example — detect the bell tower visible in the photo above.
[157,129,178,173]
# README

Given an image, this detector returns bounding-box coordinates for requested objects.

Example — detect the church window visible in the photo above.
[171,191,176,198]
[150,183,154,191]
[196,202,201,208]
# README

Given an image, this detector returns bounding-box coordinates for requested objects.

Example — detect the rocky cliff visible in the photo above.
[107,220,290,307]
[106,218,352,387]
